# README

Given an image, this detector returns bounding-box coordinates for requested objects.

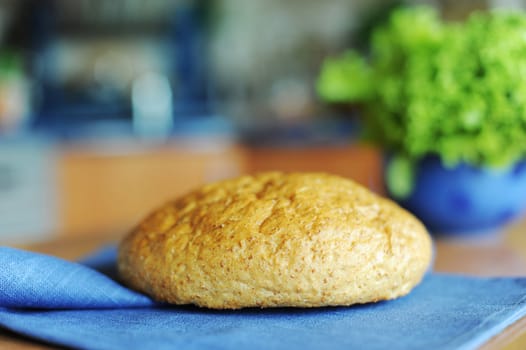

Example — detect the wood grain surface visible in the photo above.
[2,144,526,349]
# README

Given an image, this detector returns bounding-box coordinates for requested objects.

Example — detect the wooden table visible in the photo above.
[2,218,526,349]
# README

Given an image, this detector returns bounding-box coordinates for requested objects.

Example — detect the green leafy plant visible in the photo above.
[317,6,526,196]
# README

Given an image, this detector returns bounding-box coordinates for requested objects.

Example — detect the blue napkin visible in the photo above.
[1,246,526,350]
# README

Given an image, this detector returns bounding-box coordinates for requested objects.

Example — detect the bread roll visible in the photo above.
[118,172,432,309]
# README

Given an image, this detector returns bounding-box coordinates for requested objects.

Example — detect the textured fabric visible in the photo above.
[1,246,526,350]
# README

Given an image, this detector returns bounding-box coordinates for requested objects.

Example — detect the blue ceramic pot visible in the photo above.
[387,156,526,234]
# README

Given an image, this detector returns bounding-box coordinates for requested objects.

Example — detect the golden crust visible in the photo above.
[118,172,432,309]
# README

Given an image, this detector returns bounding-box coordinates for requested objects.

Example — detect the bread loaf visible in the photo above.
[118,172,432,309]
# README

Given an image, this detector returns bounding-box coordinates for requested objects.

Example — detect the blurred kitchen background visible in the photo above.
[0,0,522,244]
